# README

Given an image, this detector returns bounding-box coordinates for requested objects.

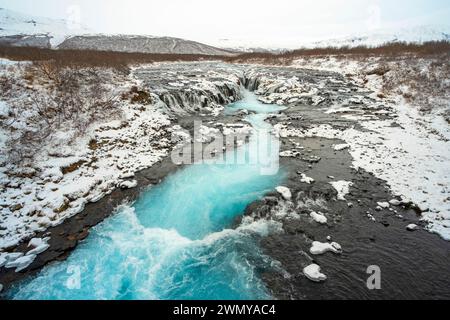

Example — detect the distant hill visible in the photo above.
[304,25,450,49]
[58,35,235,56]
[208,25,450,52]
[0,7,88,47]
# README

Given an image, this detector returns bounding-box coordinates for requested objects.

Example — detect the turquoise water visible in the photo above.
[8,90,286,300]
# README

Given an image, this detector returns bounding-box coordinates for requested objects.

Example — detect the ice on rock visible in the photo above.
[119,180,138,189]
[37,216,52,228]
[279,150,300,158]
[27,237,50,256]
[4,252,23,262]
[5,254,37,272]
[119,172,135,179]
[377,202,390,209]
[0,100,9,117]
[406,224,419,231]
[276,186,292,201]
[333,144,350,151]
[303,264,327,282]
[310,241,342,255]
[0,254,7,268]
[310,211,327,224]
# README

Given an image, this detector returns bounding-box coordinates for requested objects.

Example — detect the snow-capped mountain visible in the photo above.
[0,7,89,47]
[208,25,450,52]
[309,25,450,48]
[0,8,233,55]
[58,35,235,56]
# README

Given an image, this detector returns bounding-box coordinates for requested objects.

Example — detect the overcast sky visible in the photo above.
[1,0,449,46]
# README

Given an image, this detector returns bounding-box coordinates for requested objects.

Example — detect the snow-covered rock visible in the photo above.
[330,181,353,201]
[310,211,327,224]
[389,199,401,206]
[119,180,138,189]
[276,186,292,201]
[0,254,7,268]
[303,264,327,282]
[27,237,50,256]
[406,224,419,231]
[310,241,342,255]
[300,173,315,184]
[377,202,390,209]
[333,144,350,151]
[5,254,36,272]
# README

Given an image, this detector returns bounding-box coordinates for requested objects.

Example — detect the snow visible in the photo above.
[310,211,327,224]
[330,181,353,201]
[208,25,450,52]
[1,241,46,271]
[300,173,315,184]
[0,255,7,268]
[0,100,8,117]
[310,241,342,255]
[377,202,390,209]
[5,254,36,272]
[334,144,350,151]
[279,150,300,158]
[309,25,450,49]
[26,237,50,256]
[0,7,90,47]
[303,264,327,282]
[0,58,17,66]
[119,180,138,189]
[276,186,292,201]
[59,35,233,56]
[406,224,419,231]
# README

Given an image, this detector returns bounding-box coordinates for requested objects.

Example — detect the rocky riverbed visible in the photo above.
[0,61,449,299]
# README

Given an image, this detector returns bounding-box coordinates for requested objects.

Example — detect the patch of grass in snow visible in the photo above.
[122,86,152,105]
[61,160,87,175]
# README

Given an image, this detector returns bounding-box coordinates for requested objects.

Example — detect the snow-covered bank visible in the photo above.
[0,97,173,249]
[268,56,450,240]
[277,108,450,239]
[0,62,244,250]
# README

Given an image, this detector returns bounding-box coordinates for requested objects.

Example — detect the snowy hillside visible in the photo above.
[0,8,234,55]
[309,25,450,48]
[208,25,450,52]
[0,7,88,47]
[58,35,235,56]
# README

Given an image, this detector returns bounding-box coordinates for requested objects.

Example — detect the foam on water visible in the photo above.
[8,90,286,300]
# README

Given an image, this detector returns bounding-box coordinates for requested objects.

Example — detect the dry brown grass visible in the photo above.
[1,41,448,69]
[0,46,225,70]
[1,61,122,164]
[224,41,450,65]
